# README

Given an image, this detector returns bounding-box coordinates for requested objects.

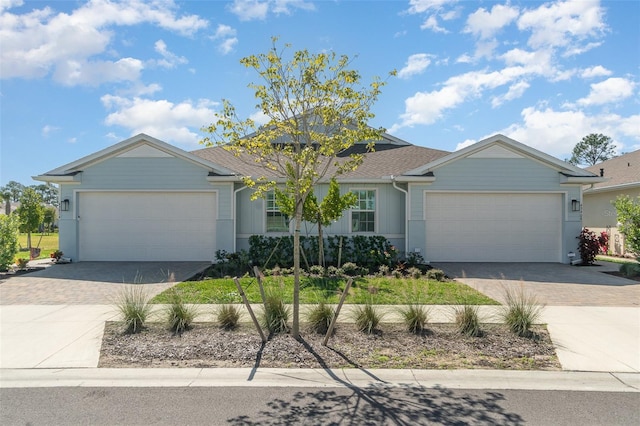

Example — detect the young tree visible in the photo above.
[277,178,356,266]
[16,187,45,252]
[613,195,640,260]
[569,133,616,166]
[202,38,393,339]
[0,214,20,271]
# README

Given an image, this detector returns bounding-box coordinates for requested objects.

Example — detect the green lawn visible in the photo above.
[151,275,498,305]
[16,232,59,260]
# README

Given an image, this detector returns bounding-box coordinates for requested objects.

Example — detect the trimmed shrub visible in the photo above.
[114,286,152,334]
[620,263,640,278]
[261,286,290,334]
[500,286,543,337]
[0,214,20,271]
[217,304,241,330]
[306,302,335,335]
[399,304,430,334]
[308,265,325,276]
[407,267,422,279]
[426,268,446,282]
[352,302,383,334]
[453,304,481,337]
[164,289,198,334]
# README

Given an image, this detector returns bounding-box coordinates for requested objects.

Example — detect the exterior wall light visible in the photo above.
[61,199,70,211]
[571,199,580,212]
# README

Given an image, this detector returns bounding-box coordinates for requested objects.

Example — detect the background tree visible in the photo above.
[31,183,59,207]
[0,214,20,271]
[613,195,640,260]
[202,38,392,339]
[277,178,356,266]
[43,206,58,233]
[16,187,45,252]
[569,133,616,166]
[2,181,25,202]
[1,187,11,215]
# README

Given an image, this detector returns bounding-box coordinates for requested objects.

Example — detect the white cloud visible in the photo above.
[212,24,238,54]
[576,77,636,107]
[517,0,606,54]
[229,0,314,21]
[1,0,207,84]
[491,81,530,108]
[41,124,59,137]
[152,40,187,69]
[580,65,611,79]
[398,53,433,79]
[464,4,519,39]
[407,0,457,14]
[497,106,638,157]
[54,57,144,86]
[100,95,219,146]
[420,15,448,33]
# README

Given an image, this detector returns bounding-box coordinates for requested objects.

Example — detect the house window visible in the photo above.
[266,191,289,232]
[351,189,375,233]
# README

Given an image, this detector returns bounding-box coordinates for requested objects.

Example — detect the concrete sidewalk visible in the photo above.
[1,367,638,393]
[1,304,638,373]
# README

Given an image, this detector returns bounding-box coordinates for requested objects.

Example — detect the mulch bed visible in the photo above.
[99,322,560,370]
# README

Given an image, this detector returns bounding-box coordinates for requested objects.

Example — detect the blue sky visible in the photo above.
[1,0,638,187]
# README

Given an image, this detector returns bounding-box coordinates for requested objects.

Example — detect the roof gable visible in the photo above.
[405,134,600,179]
[38,134,236,179]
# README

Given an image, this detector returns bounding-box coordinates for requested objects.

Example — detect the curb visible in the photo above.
[1,368,638,392]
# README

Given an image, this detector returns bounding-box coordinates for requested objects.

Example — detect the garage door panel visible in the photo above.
[425,193,561,262]
[79,192,216,261]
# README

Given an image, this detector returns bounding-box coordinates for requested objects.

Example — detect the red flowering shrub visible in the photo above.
[598,232,609,255]
[577,228,600,265]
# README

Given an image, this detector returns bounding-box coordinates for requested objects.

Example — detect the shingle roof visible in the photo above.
[585,150,640,191]
[191,141,450,180]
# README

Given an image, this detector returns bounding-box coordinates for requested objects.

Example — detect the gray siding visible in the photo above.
[409,157,583,263]
[57,156,234,261]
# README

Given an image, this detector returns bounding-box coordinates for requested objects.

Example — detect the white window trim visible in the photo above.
[264,191,290,234]
[349,188,377,234]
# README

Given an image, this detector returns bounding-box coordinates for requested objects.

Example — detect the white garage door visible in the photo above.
[425,193,561,262]
[79,192,216,261]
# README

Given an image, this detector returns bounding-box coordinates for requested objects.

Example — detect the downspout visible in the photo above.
[233,184,249,253]
[391,176,409,256]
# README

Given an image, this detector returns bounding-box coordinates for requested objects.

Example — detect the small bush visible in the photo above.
[392,268,403,279]
[620,263,640,278]
[164,289,198,334]
[407,267,422,279]
[308,265,325,276]
[577,227,600,265]
[114,286,152,334]
[306,302,335,335]
[399,304,429,334]
[426,268,446,282]
[217,304,241,330]
[377,265,390,276]
[352,302,383,334]
[16,258,28,269]
[327,266,342,276]
[453,304,481,337]
[341,262,360,276]
[500,286,543,337]
[261,286,290,334]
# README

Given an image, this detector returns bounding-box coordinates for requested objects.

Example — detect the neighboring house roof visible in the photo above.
[584,149,640,194]
[33,133,237,183]
[191,134,451,181]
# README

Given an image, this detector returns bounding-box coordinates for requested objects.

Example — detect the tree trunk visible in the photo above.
[292,196,303,340]
[27,232,32,252]
[317,219,325,267]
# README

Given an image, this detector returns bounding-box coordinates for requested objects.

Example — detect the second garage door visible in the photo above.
[79,192,216,261]
[425,193,562,262]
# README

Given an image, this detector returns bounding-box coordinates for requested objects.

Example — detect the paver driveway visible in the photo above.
[434,262,640,306]
[0,261,211,305]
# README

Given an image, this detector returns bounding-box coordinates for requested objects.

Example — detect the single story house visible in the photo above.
[34,133,604,264]
[583,149,640,256]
